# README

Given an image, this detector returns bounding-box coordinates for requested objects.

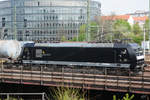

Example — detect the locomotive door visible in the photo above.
[22,47,34,60]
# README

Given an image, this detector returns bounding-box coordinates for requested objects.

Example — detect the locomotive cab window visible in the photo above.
[22,48,33,60]
[135,48,143,56]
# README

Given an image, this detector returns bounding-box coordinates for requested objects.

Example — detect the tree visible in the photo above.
[111,19,144,44]
[78,24,86,41]
[144,19,149,30]
[132,33,143,44]
[96,13,116,42]
[61,36,67,42]
[132,23,142,35]
[130,23,143,44]
[78,22,99,41]
[144,19,149,41]
[113,19,131,39]
[69,22,99,42]
[90,22,99,41]
[78,32,86,41]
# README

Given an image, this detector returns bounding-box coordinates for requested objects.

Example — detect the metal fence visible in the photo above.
[0,93,49,100]
[0,63,150,95]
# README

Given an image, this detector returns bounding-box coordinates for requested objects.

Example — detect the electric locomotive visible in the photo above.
[20,42,145,70]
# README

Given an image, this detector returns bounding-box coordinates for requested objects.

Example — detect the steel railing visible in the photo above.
[0,93,49,100]
[0,64,150,95]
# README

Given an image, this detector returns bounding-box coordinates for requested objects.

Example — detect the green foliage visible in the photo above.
[104,19,145,44]
[144,19,149,30]
[68,21,99,42]
[113,19,131,39]
[78,22,99,41]
[129,21,148,44]
[77,24,86,41]
[113,93,134,100]
[61,36,67,42]
[61,19,145,44]
[51,87,85,100]
[113,95,117,100]
[80,24,86,34]
[71,37,78,41]
[132,34,143,44]
[123,93,134,100]
[90,22,99,40]
[132,23,142,35]
[144,19,149,41]
[113,19,131,32]
[78,32,86,41]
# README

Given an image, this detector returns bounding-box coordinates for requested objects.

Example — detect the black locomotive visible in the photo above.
[20,42,145,70]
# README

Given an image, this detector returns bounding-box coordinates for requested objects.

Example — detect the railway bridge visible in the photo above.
[0,62,150,95]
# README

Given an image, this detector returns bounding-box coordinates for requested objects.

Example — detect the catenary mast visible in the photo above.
[86,0,90,42]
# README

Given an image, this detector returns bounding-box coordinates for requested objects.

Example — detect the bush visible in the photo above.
[113,93,134,100]
[50,87,86,100]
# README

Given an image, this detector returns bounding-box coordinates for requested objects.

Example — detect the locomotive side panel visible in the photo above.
[22,47,116,62]
[21,46,132,68]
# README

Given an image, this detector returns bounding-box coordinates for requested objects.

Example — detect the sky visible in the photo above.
[94,0,149,15]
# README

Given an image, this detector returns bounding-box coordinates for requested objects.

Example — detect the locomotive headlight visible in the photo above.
[135,49,144,60]
[137,55,144,60]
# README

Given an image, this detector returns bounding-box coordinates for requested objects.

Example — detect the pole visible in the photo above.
[144,28,146,58]
[14,6,17,40]
[97,26,100,41]
[86,0,90,42]
[42,93,45,100]
[149,0,150,51]
[7,94,9,100]
[101,26,103,41]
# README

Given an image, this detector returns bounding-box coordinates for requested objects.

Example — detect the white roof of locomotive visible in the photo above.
[34,42,127,48]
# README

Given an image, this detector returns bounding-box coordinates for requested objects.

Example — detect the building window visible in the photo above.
[2,18,5,27]
[38,2,40,6]
[24,19,27,27]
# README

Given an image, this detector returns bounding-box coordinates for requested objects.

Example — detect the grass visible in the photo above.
[50,87,86,100]
[113,93,134,100]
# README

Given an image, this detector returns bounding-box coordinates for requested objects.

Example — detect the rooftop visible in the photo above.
[101,15,148,21]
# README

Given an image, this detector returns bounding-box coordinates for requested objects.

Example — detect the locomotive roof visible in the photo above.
[33,42,137,48]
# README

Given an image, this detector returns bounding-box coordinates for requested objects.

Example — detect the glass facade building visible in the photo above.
[0,0,101,42]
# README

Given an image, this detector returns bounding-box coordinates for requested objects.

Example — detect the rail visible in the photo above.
[0,64,150,95]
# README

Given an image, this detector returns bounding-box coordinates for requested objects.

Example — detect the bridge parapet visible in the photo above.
[0,64,150,95]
